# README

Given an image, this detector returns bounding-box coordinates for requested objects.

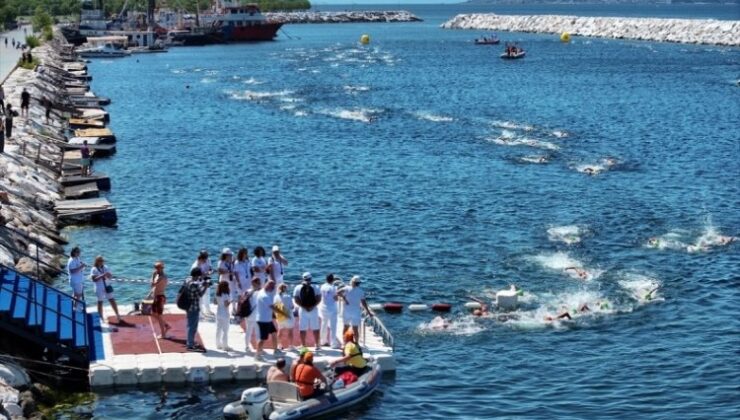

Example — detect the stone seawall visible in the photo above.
[266,10,422,24]
[441,14,740,46]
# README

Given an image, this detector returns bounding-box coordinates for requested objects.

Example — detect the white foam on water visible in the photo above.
[645,229,691,251]
[687,226,737,253]
[531,251,583,271]
[547,225,587,245]
[343,85,370,94]
[412,111,454,122]
[552,130,569,138]
[417,316,484,336]
[490,133,559,150]
[294,110,308,117]
[321,108,381,123]
[503,290,614,330]
[200,78,215,84]
[574,163,607,175]
[229,89,295,101]
[519,155,549,164]
[171,69,185,74]
[618,273,663,305]
[492,120,535,131]
[243,77,264,85]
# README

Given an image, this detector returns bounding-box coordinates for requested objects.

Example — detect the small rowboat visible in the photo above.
[475,38,500,45]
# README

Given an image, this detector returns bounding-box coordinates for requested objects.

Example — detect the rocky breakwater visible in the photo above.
[1,34,116,280]
[441,14,740,46]
[266,10,422,24]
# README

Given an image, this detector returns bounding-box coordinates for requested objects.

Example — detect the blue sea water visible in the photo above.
[57,3,740,419]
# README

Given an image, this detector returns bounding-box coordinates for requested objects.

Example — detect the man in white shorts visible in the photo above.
[293,272,322,351]
[342,275,373,339]
[66,246,86,311]
[318,273,341,348]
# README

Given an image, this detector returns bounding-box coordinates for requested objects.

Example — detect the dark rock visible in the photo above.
[21,397,37,418]
[31,383,55,406]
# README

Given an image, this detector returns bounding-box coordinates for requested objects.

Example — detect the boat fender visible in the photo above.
[464,302,482,310]
[431,303,452,312]
[408,304,428,311]
[368,303,384,311]
[383,302,403,313]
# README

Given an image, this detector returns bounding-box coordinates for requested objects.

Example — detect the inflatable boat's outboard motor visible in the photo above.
[223,387,271,419]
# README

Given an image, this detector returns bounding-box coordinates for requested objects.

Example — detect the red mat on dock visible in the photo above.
[108,314,204,355]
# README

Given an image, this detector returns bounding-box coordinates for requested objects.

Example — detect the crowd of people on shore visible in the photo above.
[66,245,374,358]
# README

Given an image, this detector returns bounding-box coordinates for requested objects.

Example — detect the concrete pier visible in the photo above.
[442,14,740,46]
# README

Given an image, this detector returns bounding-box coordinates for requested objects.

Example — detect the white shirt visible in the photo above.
[319,283,338,313]
[344,286,365,317]
[268,257,284,283]
[191,260,212,277]
[67,257,84,283]
[251,257,267,283]
[274,293,294,318]
[292,283,321,313]
[255,289,275,323]
[246,287,260,319]
[218,260,234,283]
[90,265,110,291]
[216,293,230,319]
[234,259,251,291]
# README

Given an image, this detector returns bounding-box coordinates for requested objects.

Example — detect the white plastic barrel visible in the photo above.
[408,304,428,311]
[464,302,482,309]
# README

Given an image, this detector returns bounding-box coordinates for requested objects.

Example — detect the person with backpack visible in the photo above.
[267,245,288,285]
[293,272,322,351]
[180,267,211,352]
[240,277,261,353]
[274,283,295,351]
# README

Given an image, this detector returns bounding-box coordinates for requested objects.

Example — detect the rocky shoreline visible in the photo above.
[441,14,740,46]
[266,10,422,24]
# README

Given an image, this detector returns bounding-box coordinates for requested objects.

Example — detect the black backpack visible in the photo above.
[299,284,317,307]
[176,283,191,310]
[237,291,253,318]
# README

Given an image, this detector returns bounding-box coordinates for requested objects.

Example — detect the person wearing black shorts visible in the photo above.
[254,280,285,360]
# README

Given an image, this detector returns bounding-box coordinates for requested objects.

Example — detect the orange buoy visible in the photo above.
[383,302,403,313]
[431,303,452,312]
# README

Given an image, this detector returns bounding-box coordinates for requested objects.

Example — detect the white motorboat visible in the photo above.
[223,361,381,419]
[77,43,131,58]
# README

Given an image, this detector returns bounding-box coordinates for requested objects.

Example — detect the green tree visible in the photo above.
[32,5,53,32]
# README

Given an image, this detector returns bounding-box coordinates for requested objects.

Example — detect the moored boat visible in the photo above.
[223,361,381,419]
[205,1,283,43]
[474,34,500,45]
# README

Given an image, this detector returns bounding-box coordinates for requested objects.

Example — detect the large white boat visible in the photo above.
[77,37,131,58]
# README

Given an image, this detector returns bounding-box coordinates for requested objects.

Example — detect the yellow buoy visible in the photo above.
[560,32,571,43]
[360,34,370,45]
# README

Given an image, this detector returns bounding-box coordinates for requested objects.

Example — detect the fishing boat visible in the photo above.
[223,361,381,419]
[474,34,499,45]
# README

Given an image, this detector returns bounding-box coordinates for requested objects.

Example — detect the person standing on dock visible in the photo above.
[268,245,288,285]
[319,274,341,349]
[0,118,5,154]
[215,280,232,351]
[243,277,261,352]
[0,85,5,112]
[80,140,91,176]
[217,247,235,297]
[66,247,87,311]
[185,267,211,352]
[4,104,15,139]
[255,280,284,360]
[293,272,322,351]
[342,276,373,339]
[150,261,170,339]
[274,283,295,351]
[191,250,214,318]
[233,247,251,319]
[90,256,123,324]
[251,246,267,286]
[20,88,29,118]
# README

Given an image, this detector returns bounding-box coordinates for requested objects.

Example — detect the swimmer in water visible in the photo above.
[469,296,489,317]
[583,167,597,176]
[564,267,589,280]
[643,287,659,301]
[544,303,591,322]
[602,157,618,167]
[647,237,660,248]
[429,316,450,330]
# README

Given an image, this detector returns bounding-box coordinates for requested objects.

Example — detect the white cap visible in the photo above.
[350,275,361,284]
[302,272,312,281]
[272,245,280,252]
[222,247,233,255]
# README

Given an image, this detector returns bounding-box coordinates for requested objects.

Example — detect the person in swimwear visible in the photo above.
[564,267,589,280]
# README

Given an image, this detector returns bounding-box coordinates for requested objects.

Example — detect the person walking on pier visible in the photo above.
[191,250,214,318]
[268,245,288,285]
[90,255,123,324]
[80,140,91,176]
[294,272,322,351]
[251,246,267,286]
[0,86,5,112]
[342,276,373,339]
[215,280,232,351]
[185,267,211,352]
[4,104,15,139]
[319,273,341,348]
[150,261,170,339]
[0,118,5,154]
[66,247,87,311]
[20,88,29,118]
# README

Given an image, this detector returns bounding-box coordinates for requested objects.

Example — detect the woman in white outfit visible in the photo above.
[215,281,231,351]
[217,247,235,313]
[191,250,214,317]
[342,276,374,339]
[251,246,268,286]
[66,247,86,311]
[268,245,288,285]
[233,247,251,320]
[90,255,122,324]
[319,273,340,348]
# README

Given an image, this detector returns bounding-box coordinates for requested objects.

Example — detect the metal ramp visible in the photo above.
[0,264,104,367]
